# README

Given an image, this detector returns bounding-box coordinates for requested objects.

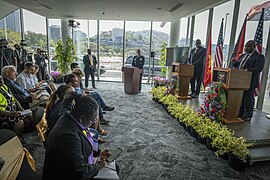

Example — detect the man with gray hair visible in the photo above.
[2,65,33,109]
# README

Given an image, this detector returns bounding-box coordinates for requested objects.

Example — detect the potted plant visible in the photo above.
[56,36,76,74]
[159,42,168,78]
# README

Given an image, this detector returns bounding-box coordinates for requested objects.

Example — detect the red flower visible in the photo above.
[215,87,218,93]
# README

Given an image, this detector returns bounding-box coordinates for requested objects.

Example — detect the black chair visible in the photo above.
[0,129,42,180]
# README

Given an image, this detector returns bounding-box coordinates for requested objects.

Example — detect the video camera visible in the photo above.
[0,39,8,51]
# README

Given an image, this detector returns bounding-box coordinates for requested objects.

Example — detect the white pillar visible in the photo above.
[227,0,241,65]
[61,19,71,49]
[167,19,180,80]
[189,15,195,50]
[169,19,180,47]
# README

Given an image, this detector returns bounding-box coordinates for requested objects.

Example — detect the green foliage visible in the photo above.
[56,37,76,73]
[150,86,253,161]
[159,43,168,78]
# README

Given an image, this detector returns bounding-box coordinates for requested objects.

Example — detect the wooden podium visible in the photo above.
[122,67,143,94]
[212,68,252,123]
[172,63,194,99]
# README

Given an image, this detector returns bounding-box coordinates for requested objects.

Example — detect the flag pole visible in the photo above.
[223,13,229,67]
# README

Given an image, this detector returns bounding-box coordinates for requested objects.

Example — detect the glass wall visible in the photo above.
[125,21,151,83]
[179,18,189,47]
[99,20,124,81]
[194,10,209,47]
[48,19,61,71]
[23,9,47,56]
[212,1,234,64]
[0,9,21,47]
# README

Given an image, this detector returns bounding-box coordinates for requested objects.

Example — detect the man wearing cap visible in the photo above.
[14,41,28,74]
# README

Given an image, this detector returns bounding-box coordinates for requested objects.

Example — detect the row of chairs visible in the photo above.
[0,106,48,179]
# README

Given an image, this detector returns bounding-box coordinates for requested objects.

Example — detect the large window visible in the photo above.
[99,20,124,81]
[48,19,61,71]
[180,18,189,47]
[152,21,170,58]
[23,9,47,55]
[125,21,151,83]
[74,19,88,62]
[0,9,21,47]
[212,0,234,64]
[194,10,209,47]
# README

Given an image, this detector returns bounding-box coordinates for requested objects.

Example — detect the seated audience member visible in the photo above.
[32,64,57,92]
[43,94,111,180]
[16,62,39,92]
[45,84,107,141]
[0,75,31,142]
[2,66,34,109]
[64,74,114,124]
[45,84,74,135]
[70,62,80,71]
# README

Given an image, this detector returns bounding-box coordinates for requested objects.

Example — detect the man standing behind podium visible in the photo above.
[83,49,97,89]
[132,49,145,92]
[232,40,265,121]
[188,39,206,98]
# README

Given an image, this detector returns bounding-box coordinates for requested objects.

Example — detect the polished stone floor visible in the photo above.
[24,82,270,180]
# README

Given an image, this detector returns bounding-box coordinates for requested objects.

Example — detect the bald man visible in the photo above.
[232,40,265,121]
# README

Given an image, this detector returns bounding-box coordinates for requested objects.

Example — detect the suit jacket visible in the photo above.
[188,47,207,68]
[3,78,32,105]
[83,54,98,73]
[233,50,265,89]
[132,55,145,69]
[43,113,99,180]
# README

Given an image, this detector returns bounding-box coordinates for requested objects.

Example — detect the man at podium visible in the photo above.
[232,40,265,121]
[132,49,145,92]
[187,39,206,98]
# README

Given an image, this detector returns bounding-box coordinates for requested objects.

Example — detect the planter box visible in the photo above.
[206,138,218,152]
[227,154,250,171]
[197,134,206,144]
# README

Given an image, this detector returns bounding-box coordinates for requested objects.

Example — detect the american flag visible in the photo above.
[254,8,264,53]
[214,19,224,68]
[248,1,270,21]
[254,9,264,96]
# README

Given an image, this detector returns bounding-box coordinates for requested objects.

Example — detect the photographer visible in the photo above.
[34,48,48,81]
[14,40,28,74]
[0,39,17,72]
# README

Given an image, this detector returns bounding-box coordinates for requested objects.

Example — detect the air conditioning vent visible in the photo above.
[169,2,184,12]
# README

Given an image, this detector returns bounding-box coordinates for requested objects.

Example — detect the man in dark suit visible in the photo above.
[188,39,206,98]
[132,49,145,92]
[14,41,28,74]
[83,49,98,89]
[232,40,265,121]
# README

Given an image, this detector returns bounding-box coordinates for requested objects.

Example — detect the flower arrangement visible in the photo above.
[50,71,65,83]
[153,76,168,87]
[197,82,227,123]
[164,78,177,95]
[50,71,62,79]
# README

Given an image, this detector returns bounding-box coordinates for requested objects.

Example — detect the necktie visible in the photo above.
[89,55,93,66]
[239,54,249,69]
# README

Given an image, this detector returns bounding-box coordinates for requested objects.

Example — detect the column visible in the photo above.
[227,0,241,65]
[19,8,24,40]
[46,18,51,74]
[169,19,180,47]
[168,19,180,80]
[186,17,190,46]
[61,19,71,49]
[205,8,214,47]
[189,15,195,50]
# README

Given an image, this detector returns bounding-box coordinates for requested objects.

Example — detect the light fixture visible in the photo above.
[68,19,80,29]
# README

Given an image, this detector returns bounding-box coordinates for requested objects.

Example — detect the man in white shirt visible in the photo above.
[16,62,38,92]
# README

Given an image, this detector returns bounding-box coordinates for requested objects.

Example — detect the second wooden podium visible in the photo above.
[212,68,252,123]
[172,63,194,99]
[122,67,143,94]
